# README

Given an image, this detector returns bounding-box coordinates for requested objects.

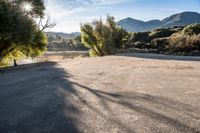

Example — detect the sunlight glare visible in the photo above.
[22,2,33,12]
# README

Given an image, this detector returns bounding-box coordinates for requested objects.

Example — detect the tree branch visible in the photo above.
[39,14,56,32]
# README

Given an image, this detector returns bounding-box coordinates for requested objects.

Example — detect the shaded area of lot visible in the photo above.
[0,62,79,133]
[0,55,200,133]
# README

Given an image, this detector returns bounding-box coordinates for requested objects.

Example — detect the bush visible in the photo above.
[168,34,200,54]
[166,24,200,54]
[81,16,129,56]
[181,23,200,35]
[149,28,176,39]
[130,32,150,43]
[134,42,145,49]
[151,38,169,53]
[128,23,200,55]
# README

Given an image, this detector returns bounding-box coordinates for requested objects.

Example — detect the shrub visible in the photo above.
[181,23,200,35]
[130,32,150,43]
[151,38,169,53]
[81,16,129,56]
[149,28,176,39]
[128,23,200,55]
[134,41,146,49]
[168,33,200,54]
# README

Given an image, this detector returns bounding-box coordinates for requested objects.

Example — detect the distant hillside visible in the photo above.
[45,32,87,51]
[162,12,200,27]
[118,12,200,32]
[46,32,80,40]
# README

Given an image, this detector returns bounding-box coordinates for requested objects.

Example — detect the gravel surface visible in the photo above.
[0,53,200,133]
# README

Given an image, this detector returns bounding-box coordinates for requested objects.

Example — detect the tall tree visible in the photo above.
[0,1,36,60]
[81,16,129,56]
[0,0,52,65]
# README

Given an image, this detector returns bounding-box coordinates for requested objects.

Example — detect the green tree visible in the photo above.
[106,16,130,49]
[20,31,47,58]
[0,1,36,60]
[8,0,45,18]
[81,23,103,56]
[0,0,50,65]
[81,16,129,56]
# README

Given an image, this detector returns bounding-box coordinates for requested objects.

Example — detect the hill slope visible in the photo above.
[118,12,200,32]
[46,32,80,40]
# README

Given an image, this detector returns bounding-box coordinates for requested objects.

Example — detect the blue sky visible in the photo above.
[46,0,200,33]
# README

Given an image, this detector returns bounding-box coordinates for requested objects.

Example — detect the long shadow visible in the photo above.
[62,82,136,132]
[69,82,200,133]
[0,62,135,132]
[0,62,200,133]
[116,53,200,61]
[0,62,79,133]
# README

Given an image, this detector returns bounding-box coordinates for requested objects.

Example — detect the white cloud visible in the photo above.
[47,0,128,12]
[45,0,134,32]
[61,0,125,9]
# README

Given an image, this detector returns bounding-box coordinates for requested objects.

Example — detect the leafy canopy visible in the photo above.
[81,16,129,56]
[0,0,48,65]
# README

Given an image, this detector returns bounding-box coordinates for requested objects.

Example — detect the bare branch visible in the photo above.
[39,14,56,32]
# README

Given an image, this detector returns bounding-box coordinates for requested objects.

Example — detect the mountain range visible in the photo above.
[117,11,200,32]
[46,12,200,37]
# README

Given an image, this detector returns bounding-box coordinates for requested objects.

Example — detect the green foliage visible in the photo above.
[81,16,129,56]
[0,49,24,67]
[0,1,48,66]
[134,41,146,49]
[114,28,130,48]
[81,23,102,56]
[106,16,130,49]
[73,35,88,50]
[128,26,185,49]
[181,23,200,35]
[166,24,200,55]
[9,0,45,18]
[151,38,169,53]
[168,33,200,55]
[130,32,150,43]
[80,16,200,56]
[152,24,200,55]
[0,1,36,59]
[20,31,47,58]
[149,28,176,39]
[127,23,200,55]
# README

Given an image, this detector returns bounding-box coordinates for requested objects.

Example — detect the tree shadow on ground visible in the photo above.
[68,81,200,133]
[0,62,199,133]
[0,62,79,133]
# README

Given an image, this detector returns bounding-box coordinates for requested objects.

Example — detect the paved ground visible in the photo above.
[0,53,200,133]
